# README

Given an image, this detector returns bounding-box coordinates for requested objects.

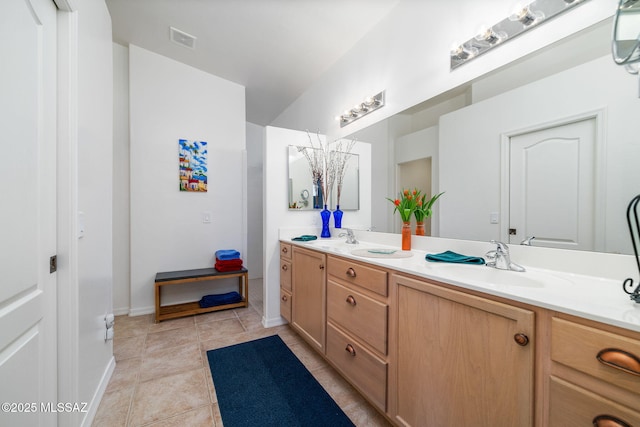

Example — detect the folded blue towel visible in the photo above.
[425,250,486,265]
[199,291,243,308]
[292,235,318,241]
[215,249,241,260]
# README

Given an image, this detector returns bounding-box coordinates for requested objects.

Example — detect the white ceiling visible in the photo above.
[106,0,401,125]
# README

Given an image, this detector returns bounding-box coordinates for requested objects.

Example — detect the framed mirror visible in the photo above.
[612,0,640,68]
[287,145,359,211]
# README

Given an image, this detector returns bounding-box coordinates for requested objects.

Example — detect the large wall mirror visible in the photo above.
[348,18,639,256]
[288,145,359,210]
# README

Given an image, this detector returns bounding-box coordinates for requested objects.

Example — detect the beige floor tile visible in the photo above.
[236,309,263,332]
[148,315,195,333]
[343,401,393,427]
[312,365,366,409]
[139,343,203,382]
[194,309,237,324]
[106,357,141,393]
[144,325,198,353]
[196,318,245,342]
[114,335,145,361]
[128,368,210,426]
[91,386,134,427]
[144,404,215,427]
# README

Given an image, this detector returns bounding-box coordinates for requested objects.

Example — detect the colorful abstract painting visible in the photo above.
[179,139,208,192]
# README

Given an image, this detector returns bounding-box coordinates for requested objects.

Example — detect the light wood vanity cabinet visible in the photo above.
[547,315,640,427]
[291,246,326,352]
[326,255,389,412]
[279,241,640,427]
[389,273,535,427]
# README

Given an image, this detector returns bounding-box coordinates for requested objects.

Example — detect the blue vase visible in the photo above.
[320,205,331,238]
[333,205,343,228]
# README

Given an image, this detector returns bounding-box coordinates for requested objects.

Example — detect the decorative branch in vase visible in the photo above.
[331,137,356,228]
[300,131,336,237]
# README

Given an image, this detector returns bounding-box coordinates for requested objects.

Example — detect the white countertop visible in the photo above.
[283,235,640,333]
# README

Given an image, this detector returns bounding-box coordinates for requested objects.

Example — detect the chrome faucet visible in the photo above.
[485,240,525,272]
[338,228,358,244]
[520,236,536,246]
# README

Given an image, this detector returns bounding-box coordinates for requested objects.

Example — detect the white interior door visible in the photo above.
[0,0,57,425]
[509,118,595,251]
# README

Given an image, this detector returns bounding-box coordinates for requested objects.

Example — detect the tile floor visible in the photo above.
[92,279,391,426]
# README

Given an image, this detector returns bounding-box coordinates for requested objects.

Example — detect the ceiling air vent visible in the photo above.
[170,27,196,50]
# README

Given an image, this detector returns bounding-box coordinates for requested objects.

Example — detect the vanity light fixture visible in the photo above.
[451,0,589,70]
[337,91,385,127]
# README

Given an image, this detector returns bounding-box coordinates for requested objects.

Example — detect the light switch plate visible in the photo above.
[490,212,499,224]
[202,211,211,224]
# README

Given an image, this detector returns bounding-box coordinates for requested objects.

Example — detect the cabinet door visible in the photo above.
[292,247,326,352]
[390,274,535,427]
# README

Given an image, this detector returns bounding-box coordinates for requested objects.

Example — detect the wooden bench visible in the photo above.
[154,267,248,323]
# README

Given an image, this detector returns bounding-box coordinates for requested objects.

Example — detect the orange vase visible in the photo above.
[415,221,425,236]
[401,221,411,251]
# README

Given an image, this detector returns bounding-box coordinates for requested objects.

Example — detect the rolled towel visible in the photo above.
[425,250,486,265]
[199,291,243,308]
[215,258,243,267]
[292,235,318,241]
[215,249,241,260]
[215,263,244,272]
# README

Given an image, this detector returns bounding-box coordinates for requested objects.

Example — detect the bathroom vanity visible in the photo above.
[279,237,640,427]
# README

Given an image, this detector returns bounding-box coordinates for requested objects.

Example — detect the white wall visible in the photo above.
[129,45,246,314]
[112,43,130,314]
[263,126,371,326]
[439,55,640,255]
[75,1,115,424]
[246,122,264,279]
[271,0,616,141]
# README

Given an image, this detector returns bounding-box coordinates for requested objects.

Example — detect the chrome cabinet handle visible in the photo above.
[281,264,288,271]
[592,414,632,427]
[281,295,288,302]
[346,295,357,306]
[345,344,356,357]
[514,333,529,346]
[346,267,356,277]
[282,247,288,253]
[319,264,325,270]
[596,348,640,376]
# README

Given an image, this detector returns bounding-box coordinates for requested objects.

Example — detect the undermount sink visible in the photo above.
[426,263,574,288]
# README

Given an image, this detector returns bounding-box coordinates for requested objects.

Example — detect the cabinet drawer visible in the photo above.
[280,259,292,291]
[328,256,388,297]
[551,318,640,395]
[326,323,387,412]
[549,376,640,427]
[280,242,292,260]
[327,280,387,355]
[280,289,292,323]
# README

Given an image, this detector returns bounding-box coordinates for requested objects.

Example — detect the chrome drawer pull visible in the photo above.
[281,295,288,302]
[346,295,357,306]
[282,247,288,253]
[346,267,356,277]
[592,414,631,427]
[345,344,356,357]
[596,348,640,376]
[281,264,288,271]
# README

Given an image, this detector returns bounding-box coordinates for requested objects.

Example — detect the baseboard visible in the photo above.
[80,355,115,427]
[262,315,288,328]
[128,306,155,317]
[113,307,130,316]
